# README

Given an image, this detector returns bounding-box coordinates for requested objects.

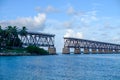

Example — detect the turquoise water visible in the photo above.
[0,54,120,80]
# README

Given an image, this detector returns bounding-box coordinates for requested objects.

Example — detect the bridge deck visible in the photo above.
[19,32,55,47]
[27,32,55,37]
[63,37,120,54]
[64,37,120,46]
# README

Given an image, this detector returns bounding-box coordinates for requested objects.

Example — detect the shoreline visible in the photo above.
[0,52,57,56]
[0,53,30,56]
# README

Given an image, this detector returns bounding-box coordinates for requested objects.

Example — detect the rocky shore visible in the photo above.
[0,53,31,56]
[0,52,57,56]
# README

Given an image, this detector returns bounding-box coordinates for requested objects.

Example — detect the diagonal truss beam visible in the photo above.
[64,37,120,50]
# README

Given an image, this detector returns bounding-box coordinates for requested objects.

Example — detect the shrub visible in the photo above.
[26,45,49,55]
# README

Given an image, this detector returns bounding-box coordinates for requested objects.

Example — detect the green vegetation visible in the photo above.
[0,26,26,49]
[26,45,49,55]
[1,48,26,53]
[0,25,49,56]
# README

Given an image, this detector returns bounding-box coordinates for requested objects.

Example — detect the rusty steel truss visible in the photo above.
[19,32,55,47]
[63,37,120,50]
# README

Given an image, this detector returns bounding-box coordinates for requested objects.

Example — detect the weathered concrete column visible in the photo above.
[62,47,70,54]
[108,49,110,53]
[107,49,110,53]
[114,49,119,53]
[74,48,80,54]
[109,49,113,54]
[102,49,105,54]
[92,49,97,54]
[103,49,109,53]
[118,50,120,53]
[112,49,114,53]
[98,49,103,54]
[84,48,89,54]
[104,49,109,53]
[102,49,106,54]
[48,47,56,54]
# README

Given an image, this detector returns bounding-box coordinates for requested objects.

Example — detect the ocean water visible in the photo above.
[0,54,120,80]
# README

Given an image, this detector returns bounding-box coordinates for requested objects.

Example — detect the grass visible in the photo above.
[1,48,26,53]
[0,46,50,56]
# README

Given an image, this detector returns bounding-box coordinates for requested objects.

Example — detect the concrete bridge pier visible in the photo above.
[84,48,89,54]
[109,49,113,54]
[62,47,70,54]
[109,49,113,53]
[48,47,56,54]
[98,49,103,54]
[119,50,120,53]
[106,49,110,53]
[114,49,119,53]
[92,49,97,54]
[102,49,105,54]
[112,49,114,53]
[104,49,109,53]
[74,48,80,54]
[63,37,120,54]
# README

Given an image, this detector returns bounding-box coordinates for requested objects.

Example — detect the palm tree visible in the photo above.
[0,26,3,49]
[19,26,28,47]
[5,26,14,47]
[4,26,21,48]
[19,26,27,36]
[12,26,19,47]
[0,26,7,48]
[0,26,3,38]
[5,26,12,40]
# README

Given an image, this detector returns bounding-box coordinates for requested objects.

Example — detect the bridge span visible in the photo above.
[19,32,56,54]
[62,37,120,54]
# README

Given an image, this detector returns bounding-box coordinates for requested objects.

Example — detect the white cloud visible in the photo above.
[66,6,99,27]
[76,32,83,38]
[66,6,84,16]
[45,5,59,13]
[0,13,46,31]
[63,21,72,28]
[64,29,73,37]
[35,5,59,13]
[64,29,83,38]
[67,6,75,15]
[112,36,120,43]
[35,6,41,12]
[80,10,98,24]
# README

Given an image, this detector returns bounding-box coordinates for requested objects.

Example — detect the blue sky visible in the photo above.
[0,0,120,52]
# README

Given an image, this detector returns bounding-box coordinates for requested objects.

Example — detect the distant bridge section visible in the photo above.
[62,37,120,54]
[19,32,56,54]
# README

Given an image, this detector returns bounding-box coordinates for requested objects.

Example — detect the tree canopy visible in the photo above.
[0,26,27,49]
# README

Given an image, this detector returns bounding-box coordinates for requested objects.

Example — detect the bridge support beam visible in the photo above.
[114,49,119,53]
[98,49,103,54]
[104,49,109,53]
[62,47,70,54]
[74,48,80,54]
[63,37,120,54]
[112,49,114,53]
[119,50,120,53]
[48,47,56,54]
[109,49,113,54]
[92,49,97,54]
[84,48,89,54]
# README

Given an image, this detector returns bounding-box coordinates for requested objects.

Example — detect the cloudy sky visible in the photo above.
[0,0,120,52]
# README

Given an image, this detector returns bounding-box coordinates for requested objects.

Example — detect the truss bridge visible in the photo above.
[19,32,56,54]
[62,37,120,54]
